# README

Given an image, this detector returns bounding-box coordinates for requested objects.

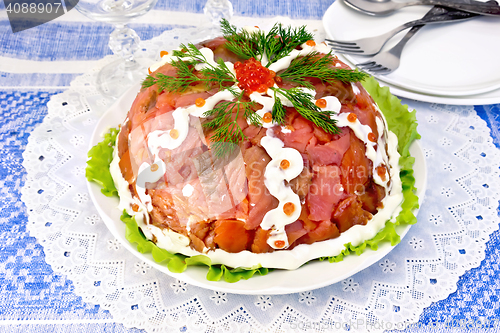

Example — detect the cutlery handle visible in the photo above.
[389,25,424,58]
[392,6,451,56]
[418,0,500,15]
[401,7,479,28]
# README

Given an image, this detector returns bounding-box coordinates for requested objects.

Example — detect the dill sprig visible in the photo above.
[271,89,287,125]
[220,18,314,66]
[279,51,369,88]
[265,23,313,65]
[141,20,352,157]
[142,59,198,92]
[142,43,236,92]
[220,19,263,60]
[203,93,261,157]
[172,43,205,61]
[272,87,340,134]
[200,58,237,91]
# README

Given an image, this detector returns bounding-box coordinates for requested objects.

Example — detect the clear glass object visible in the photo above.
[69,0,158,97]
[203,0,233,36]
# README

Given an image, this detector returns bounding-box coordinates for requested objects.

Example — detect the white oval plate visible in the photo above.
[364,73,500,105]
[323,0,500,99]
[87,84,427,295]
[336,54,500,105]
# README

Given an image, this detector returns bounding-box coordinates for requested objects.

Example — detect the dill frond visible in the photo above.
[272,87,340,134]
[265,23,314,65]
[279,51,369,86]
[271,90,287,125]
[221,19,261,60]
[203,92,259,157]
[141,49,235,93]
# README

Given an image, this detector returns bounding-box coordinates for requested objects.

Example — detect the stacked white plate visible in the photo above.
[323,0,500,105]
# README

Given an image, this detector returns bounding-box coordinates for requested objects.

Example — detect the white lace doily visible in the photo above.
[21,26,500,332]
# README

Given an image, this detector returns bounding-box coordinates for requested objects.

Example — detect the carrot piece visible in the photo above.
[298,204,317,231]
[214,219,251,253]
[301,220,340,244]
[118,150,135,183]
[285,220,308,245]
[332,196,372,233]
[340,133,371,195]
[250,228,272,253]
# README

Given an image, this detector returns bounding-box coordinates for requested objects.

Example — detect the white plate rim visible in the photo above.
[322,0,500,102]
[336,54,500,105]
[86,84,427,295]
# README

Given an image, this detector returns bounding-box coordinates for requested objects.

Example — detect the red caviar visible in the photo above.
[274,240,286,248]
[347,113,357,122]
[148,68,152,75]
[280,159,290,170]
[160,50,169,57]
[234,58,276,94]
[283,202,295,216]
[306,40,316,47]
[376,165,387,181]
[195,98,206,107]
[368,132,377,142]
[169,129,179,139]
[262,112,273,123]
[257,84,268,93]
[315,98,327,108]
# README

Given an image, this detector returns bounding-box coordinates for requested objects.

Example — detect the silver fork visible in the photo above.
[326,6,478,56]
[355,24,423,75]
[354,1,493,75]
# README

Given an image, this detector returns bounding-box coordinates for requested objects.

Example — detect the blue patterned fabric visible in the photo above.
[0,73,78,87]
[0,22,178,61]
[0,90,109,320]
[1,0,499,331]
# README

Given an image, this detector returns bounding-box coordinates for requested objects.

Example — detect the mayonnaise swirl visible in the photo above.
[136,158,167,211]
[147,88,238,152]
[332,111,390,188]
[260,131,304,249]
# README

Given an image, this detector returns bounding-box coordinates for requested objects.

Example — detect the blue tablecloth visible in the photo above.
[1,0,500,332]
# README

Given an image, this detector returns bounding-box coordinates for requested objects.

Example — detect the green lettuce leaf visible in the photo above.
[121,210,269,281]
[85,76,420,282]
[85,128,119,197]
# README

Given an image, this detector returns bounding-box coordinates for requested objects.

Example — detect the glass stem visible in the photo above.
[203,0,233,27]
[108,24,140,66]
